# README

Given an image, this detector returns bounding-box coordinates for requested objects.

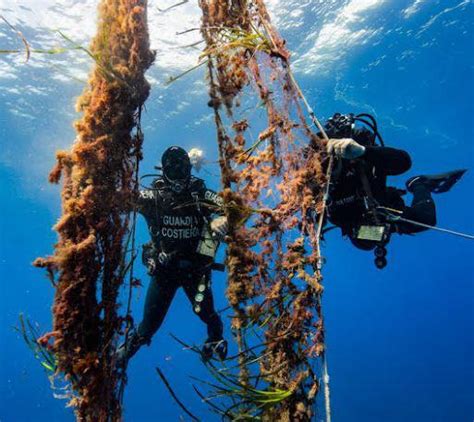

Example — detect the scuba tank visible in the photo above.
[324,112,384,147]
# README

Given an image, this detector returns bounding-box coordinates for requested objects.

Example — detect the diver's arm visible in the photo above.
[133,189,156,216]
[118,190,146,213]
[200,187,225,215]
[326,138,412,176]
[199,185,228,239]
[362,145,412,175]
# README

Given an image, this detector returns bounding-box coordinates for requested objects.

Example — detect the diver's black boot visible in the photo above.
[202,338,228,361]
[406,169,467,194]
[115,331,148,367]
[214,339,228,360]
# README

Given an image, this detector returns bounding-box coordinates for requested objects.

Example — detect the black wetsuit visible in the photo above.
[135,176,224,343]
[326,132,436,250]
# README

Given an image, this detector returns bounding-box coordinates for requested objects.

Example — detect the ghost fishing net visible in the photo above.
[196,0,332,420]
[33,0,154,420]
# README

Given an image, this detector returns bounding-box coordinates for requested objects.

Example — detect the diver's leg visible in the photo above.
[117,272,178,364]
[183,271,223,339]
[399,182,436,234]
[137,273,178,340]
[182,270,226,360]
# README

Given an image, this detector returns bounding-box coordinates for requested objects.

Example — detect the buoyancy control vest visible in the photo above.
[323,113,408,268]
[137,176,223,264]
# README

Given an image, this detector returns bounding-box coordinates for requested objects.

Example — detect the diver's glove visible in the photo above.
[146,257,157,274]
[158,251,172,267]
[210,216,228,240]
[327,138,365,160]
[115,330,148,367]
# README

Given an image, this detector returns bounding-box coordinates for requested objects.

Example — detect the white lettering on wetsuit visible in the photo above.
[161,227,201,239]
[204,190,223,207]
[161,215,200,239]
[332,195,356,207]
[163,215,199,226]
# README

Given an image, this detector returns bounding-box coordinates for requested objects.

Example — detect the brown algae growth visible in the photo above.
[198,0,328,420]
[34,1,154,420]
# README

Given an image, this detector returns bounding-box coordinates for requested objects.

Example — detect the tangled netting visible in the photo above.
[198,0,330,420]
[34,1,155,420]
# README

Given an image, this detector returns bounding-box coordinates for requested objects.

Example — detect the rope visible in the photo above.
[378,207,474,240]
[313,155,333,422]
[321,356,331,422]
[118,107,143,405]
[214,15,335,420]
[282,45,334,422]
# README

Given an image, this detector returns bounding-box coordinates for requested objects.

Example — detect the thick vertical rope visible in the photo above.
[118,108,144,405]
[199,1,334,419]
[34,2,154,419]
[282,39,335,422]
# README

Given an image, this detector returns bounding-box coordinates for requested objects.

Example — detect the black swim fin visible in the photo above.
[406,169,467,194]
[202,338,228,361]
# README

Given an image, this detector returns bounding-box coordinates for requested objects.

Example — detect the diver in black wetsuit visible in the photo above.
[319,113,466,269]
[117,146,229,363]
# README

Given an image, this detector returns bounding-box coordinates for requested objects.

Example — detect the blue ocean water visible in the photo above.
[0,0,473,421]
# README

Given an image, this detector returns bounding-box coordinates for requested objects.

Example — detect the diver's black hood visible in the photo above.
[161,146,191,182]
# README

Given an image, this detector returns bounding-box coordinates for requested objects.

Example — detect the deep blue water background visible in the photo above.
[1,0,473,421]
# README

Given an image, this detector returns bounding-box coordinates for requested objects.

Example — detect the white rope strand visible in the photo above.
[287,67,334,422]
[378,207,474,240]
[257,18,334,421]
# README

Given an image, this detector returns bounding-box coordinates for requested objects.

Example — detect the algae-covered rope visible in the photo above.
[279,36,335,422]
[258,16,334,422]
[293,93,334,422]
[311,153,334,422]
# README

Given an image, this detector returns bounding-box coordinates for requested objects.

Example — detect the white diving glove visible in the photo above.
[146,257,157,274]
[210,216,228,240]
[327,138,366,160]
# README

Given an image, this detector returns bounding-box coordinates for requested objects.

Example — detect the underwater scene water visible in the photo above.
[0,0,473,421]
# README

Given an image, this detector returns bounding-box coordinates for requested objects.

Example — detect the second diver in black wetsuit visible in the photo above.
[316,113,466,269]
[117,146,229,363]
